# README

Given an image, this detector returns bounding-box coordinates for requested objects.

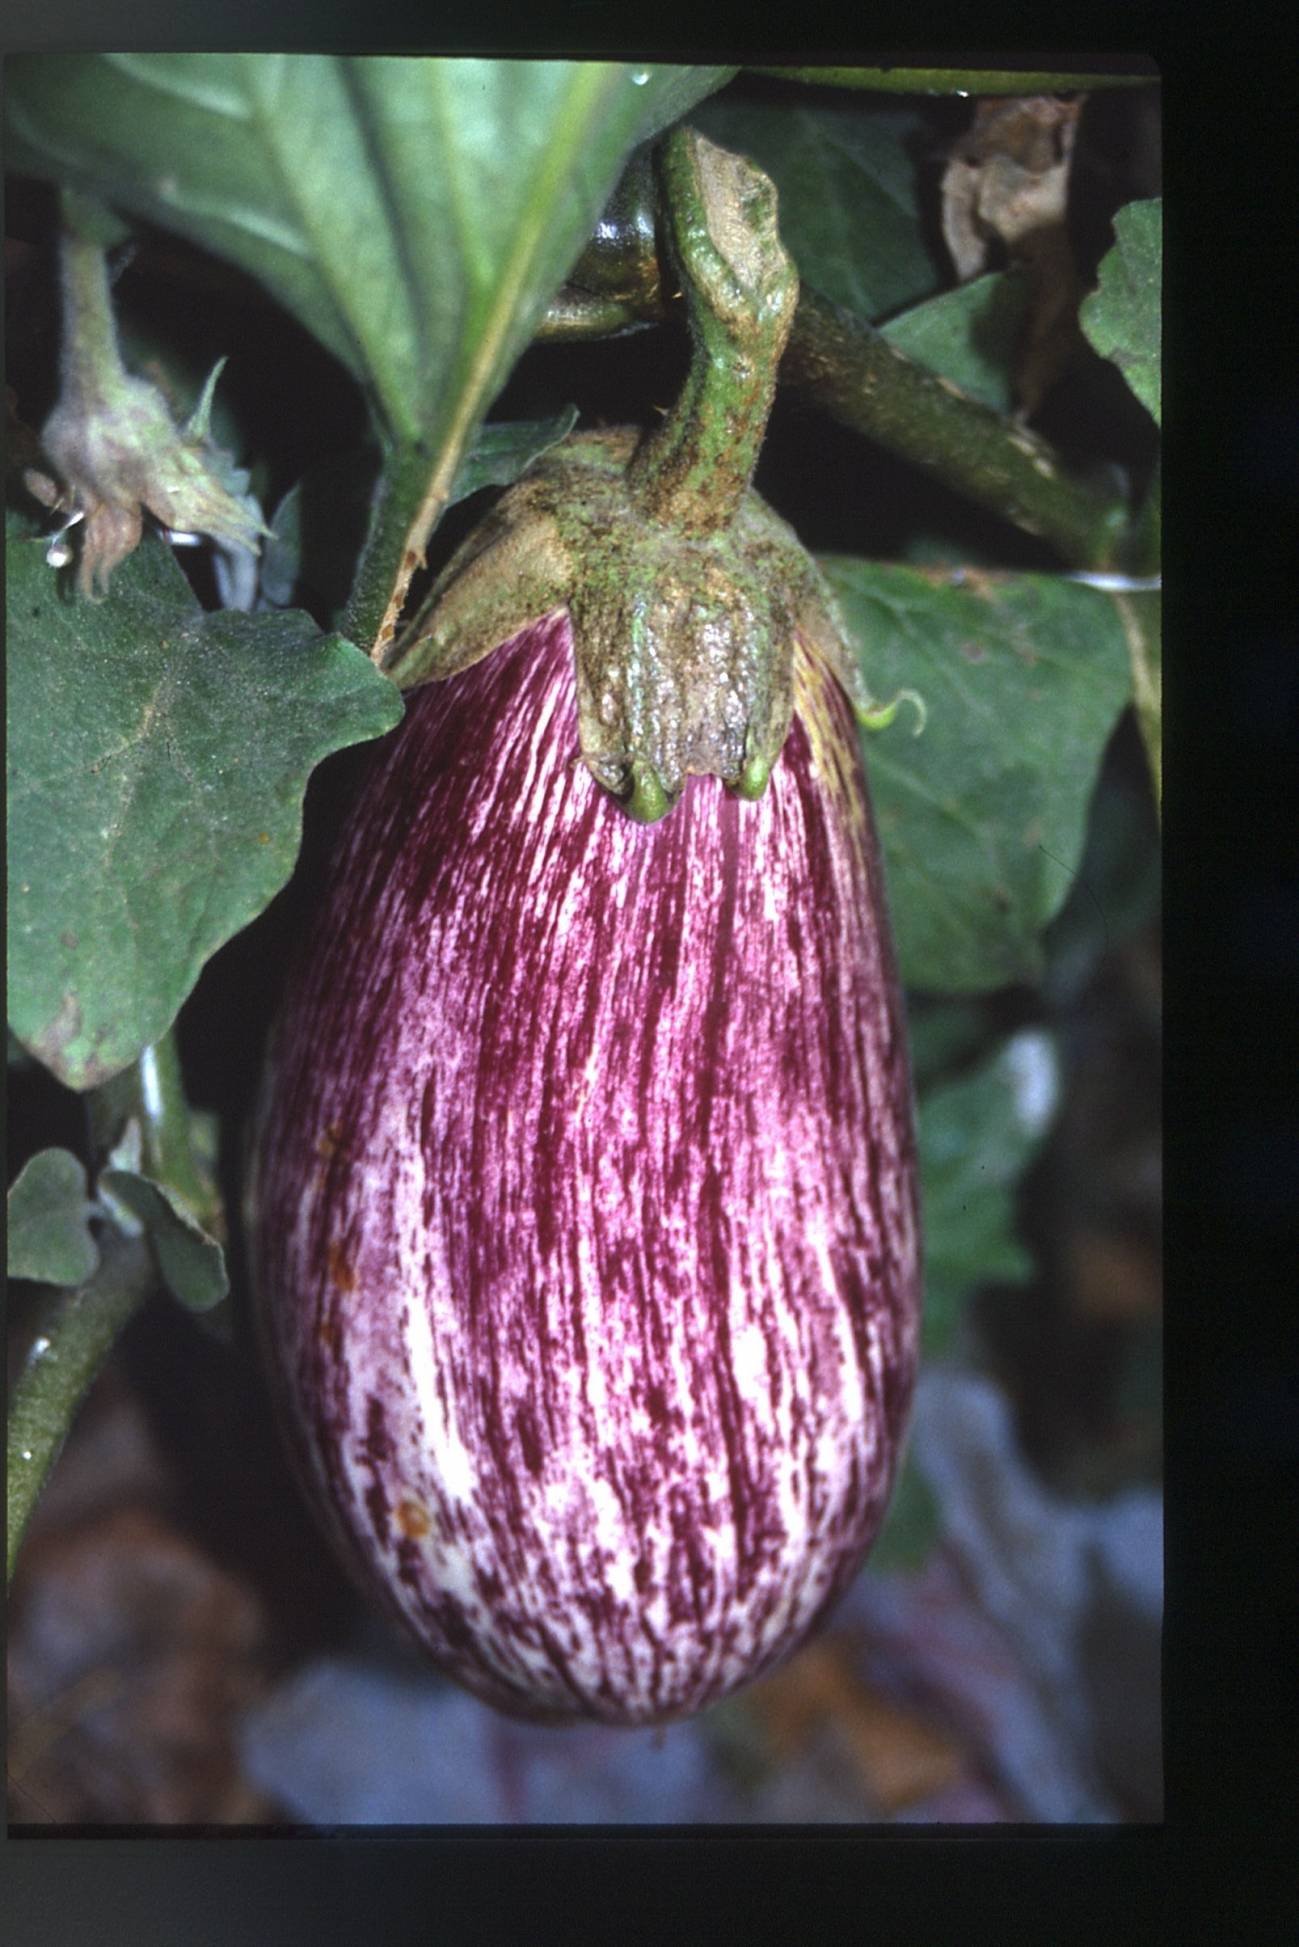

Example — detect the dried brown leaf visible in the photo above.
[940,96,1087,415]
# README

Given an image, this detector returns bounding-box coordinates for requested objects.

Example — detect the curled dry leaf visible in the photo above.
[942,96,1083,272]
[941,95,1087,418]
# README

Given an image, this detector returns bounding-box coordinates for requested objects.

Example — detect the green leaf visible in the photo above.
[99,1167,228,1311]
[917,1030,1060,1355]
[882,271,1030,414]
[691,94,942,321]
[6,56,732,456]
[1080,198,1161,426]
[7,1149,100,1287]
[448,407,580,506]
[6,520,403,1091]
[821,559,1133,991]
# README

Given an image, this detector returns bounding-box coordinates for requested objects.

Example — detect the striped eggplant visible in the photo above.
[250,125,921,1726]
[248,601,922,1727]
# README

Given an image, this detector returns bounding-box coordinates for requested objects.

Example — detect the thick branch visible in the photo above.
[779,289,1128,568]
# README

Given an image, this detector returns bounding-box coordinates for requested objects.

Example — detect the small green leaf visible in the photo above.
[691,94,942,322]
[1080,198,1161,426]
[448,407,580,505]
[7,1149,100,1287]
[6,519,403,1090]
[917,1030,1059,1356]
[882,271,1031,414]
[822,559,1133,992]
[98,1167,228,1310]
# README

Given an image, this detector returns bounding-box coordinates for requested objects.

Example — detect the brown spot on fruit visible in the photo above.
[397,1496,431,1540]
[326,1239,357,1292]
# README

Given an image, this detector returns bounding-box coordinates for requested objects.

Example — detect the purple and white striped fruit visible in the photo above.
[250,125,921,1725]
[249,604,922,1727]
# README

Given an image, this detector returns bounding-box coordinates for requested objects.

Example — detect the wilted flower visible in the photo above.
[24,232,265,599]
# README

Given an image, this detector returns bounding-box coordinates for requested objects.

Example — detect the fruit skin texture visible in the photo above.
[249,609,921,1726]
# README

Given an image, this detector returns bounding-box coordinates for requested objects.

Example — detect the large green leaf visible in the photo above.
[5,56,732,456]
[1080,198,1161,426]
[7,520,403,1090]
[7,1149,99,1287]
[691,94,943,322]
[821,559,1133,992]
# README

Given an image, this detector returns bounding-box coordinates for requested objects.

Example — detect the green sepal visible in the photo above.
[620,762,677,824]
